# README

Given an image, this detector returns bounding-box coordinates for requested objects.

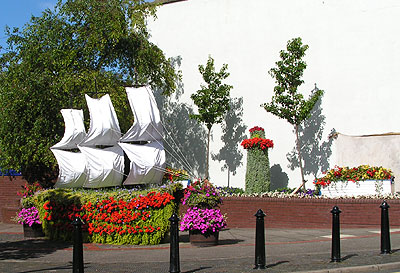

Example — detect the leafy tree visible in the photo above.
[190,56,233,179]
[0,0,179,186]
[261,37,323,191]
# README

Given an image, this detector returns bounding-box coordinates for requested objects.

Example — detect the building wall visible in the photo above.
[148,0,400,190]
[0,176,25,223]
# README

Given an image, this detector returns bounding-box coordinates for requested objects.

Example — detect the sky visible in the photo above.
[0,1,58,51]
[0,0,153,52]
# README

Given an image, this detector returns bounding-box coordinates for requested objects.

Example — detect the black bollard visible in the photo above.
[331,206,341,262]
[72,217,84,273]
[380,200,391,254]
[254,209,266,269]
[169,213,180,273]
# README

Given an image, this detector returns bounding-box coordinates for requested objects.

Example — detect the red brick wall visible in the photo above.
[0,176,26,223]
[217,197,400,229]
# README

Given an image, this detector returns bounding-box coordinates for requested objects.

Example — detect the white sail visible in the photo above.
[51,109,88,188]
[52,109,86,149]
[51,149,88,188]
[80,94,121,146]
[119,142,165,185]
[79,145,124,188]
[120,87,163,142]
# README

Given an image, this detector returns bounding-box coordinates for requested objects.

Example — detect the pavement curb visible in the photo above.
[296,261,400,273]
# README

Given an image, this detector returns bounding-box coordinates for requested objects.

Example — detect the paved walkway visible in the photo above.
[2,223,400,272]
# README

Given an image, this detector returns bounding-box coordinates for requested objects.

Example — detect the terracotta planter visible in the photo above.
[189,230,219,247]
[23,223,44,238]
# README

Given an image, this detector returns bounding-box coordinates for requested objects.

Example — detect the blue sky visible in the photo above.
[0,0,153,52]
[0,1,58,51]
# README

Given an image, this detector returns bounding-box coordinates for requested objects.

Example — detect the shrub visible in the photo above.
[242,126,273,194]
[31,184,180,245]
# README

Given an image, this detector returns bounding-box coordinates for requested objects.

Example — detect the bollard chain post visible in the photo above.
[72,217,84,273]
[331,206,341,263]
[380,200,391,254]
[169,213,180,273]
[254,209,266,269]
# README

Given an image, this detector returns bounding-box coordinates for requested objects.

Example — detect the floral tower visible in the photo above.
[241,126,274,193]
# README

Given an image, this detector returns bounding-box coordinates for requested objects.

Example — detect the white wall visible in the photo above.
[148,0,400,189]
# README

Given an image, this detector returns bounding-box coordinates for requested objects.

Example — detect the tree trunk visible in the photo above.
[206,127,211,179]
[295,124,306,191]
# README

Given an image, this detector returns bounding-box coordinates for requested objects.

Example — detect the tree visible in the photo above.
[0,0,180,186]
[190,56,233,179]
[261,37,323,191]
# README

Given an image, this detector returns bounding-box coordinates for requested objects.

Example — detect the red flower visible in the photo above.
[241,137,274,150]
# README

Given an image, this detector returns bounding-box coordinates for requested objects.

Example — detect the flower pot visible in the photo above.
[23,223,44,238]
[320,180,392,197]
[189,230,219,247]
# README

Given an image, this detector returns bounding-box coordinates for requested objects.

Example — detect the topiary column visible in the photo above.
[241,126,274,194]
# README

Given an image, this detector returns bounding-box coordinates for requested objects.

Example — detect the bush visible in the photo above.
[31,184,181,245]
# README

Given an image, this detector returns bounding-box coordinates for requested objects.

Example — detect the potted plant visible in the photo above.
[180,179,226,246]
[14,206,44,237]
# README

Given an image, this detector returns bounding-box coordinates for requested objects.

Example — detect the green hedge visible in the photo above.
[31,183,182,245]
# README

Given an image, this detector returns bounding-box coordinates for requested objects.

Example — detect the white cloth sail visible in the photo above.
[118,86,166,185]
[119,142,165,185]
[51,109,87,188]
[80,94,121,146]
[52,149,88,188]
[120,87,163,142]
[52,109,86,149]
[79,145,124,188]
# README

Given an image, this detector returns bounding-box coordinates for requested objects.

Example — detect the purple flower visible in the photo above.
[180,207,226,233]
[17,207,41,226]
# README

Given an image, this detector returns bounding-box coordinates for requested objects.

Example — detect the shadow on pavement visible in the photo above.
[183,266,212,273]
[0,239,71,260]
[179,234,244,245]
[341,253,358,262]
[266,260,289,269]
[19,264,73,273]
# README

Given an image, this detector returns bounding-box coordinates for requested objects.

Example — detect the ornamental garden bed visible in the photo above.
[320,180,392,197]
[314,165,394,198]
[14,184,181,245]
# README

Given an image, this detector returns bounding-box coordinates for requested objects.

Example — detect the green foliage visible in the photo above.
[261,37,323,189]
[190,56,233,178]
[0,0,179,186]
[29,184,180,245]
[262,37,323,126]
[190,56,233,130]
[245,147,271,194]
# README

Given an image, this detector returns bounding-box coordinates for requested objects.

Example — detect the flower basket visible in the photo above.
[14,206,42,237]
[180,179,226,246]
